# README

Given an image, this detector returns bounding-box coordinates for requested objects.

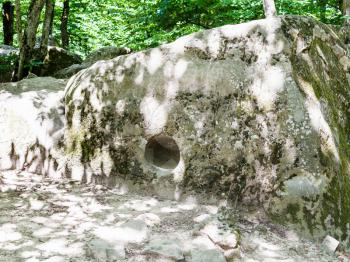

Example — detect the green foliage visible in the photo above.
[0,51,17,73]
[0,0,347,56]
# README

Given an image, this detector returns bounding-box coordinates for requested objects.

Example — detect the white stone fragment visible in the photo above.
[322,235,339,253]
[201,222,238,249]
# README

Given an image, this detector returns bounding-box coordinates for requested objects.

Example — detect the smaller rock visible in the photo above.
[86,238,125,262]
[136,213,161,227]
[143,238,184,261]
[223,248,241,259]
[191,235,217,250]
[193,214,211,223]
[26,72,38,79]
[30,198,45,210]
[94,219,149,244]
[32,46,82,77]
[41,256,65,262]
[187,249,226,262]
[54,64,86,79]
[84,46,131,65]
[200,221,238,249]
[54,46,131,78]
[322,235,339,253]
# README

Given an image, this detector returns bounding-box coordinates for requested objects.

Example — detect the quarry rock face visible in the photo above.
[63,15,350,241]
[0,77,67,177]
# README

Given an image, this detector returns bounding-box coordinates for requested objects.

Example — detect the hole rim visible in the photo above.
[144,134,181,171]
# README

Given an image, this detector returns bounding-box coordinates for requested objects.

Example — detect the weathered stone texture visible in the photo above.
[54,46,131,79]
[1,15,350,243]
[0,77,67,177]
[63,15,350,241]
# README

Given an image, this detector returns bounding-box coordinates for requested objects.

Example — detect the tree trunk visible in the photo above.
[319,0,327,22]
[342,0,350,25]
[60,0,69,49]
[262,0,277,18]
[2,1,14,45]
[16,0,45,81]
[40,0,55,55]
[15,0,22,45]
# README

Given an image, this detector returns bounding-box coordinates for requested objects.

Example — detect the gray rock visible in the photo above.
[1,15,350,242]
[187,249,226,262]
[93,219,149,244]
[322,235,339,253]
[200,222,238,249]
[0,77,66,177]
[62,15,350,240]
[84,46,131,65]
[86,238,125,262]
[32,46,82,77]
[54,64,87,79]
[0,45,18,56]
[54,46,131,79]
[143,238,184,261]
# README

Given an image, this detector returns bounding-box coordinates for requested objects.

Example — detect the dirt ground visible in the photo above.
[0,170,347,262]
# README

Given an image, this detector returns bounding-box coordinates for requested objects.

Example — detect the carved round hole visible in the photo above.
[145,135,180,170]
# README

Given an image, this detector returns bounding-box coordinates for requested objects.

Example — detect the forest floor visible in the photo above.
[0,170,348,262]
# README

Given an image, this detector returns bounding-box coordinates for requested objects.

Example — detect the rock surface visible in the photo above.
[54,46,131,79]
[0,45,81,81]
[0,170,345,262]
[62,15,350,242]
[2,15,350,244]
[32,46,82,77]
[0,77,67,176]
[84,46,131,65]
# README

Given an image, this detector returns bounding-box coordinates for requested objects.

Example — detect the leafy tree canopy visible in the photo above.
[0,0,345,57]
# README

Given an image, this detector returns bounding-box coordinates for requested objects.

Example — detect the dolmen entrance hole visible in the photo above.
[145,135,180,170]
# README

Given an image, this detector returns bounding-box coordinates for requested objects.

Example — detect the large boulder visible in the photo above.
[0,45,81,81]
[54,46,131,79]
[63,15,350,241]
[83,46,131,65]
[0,77,67,177]
[0,45,18,82]
[32,46,82,77]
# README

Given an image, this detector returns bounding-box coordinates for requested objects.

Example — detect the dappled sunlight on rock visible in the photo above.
[118,198,159,212]
[193,213,211,223]
[160,206,180,213]
[136,213,161,227]
[0,224,22,243]
[94,219,149,244]
[2,13,350,261]
[0,170,342,261]
[36,238,84,256]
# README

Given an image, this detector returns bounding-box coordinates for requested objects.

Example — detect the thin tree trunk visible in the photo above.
[60,0,69,49]
[17,0,46,81]
[263,0,277,18]
[2,1,14,45]
[342,0,350,25]
[40,0,55,55]
[15,0,22,45]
